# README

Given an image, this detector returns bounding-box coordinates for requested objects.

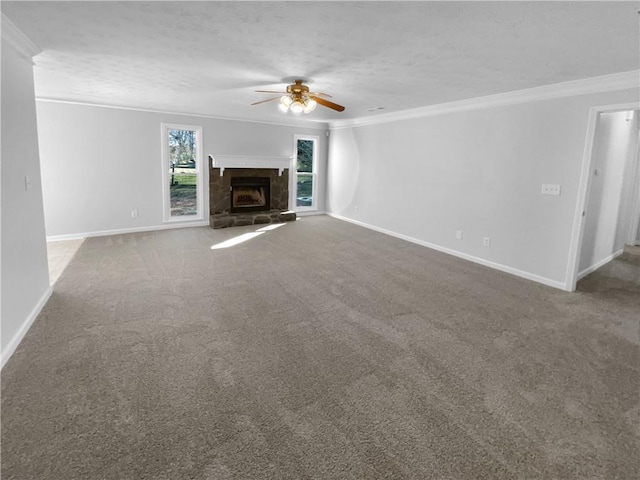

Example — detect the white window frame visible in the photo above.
[161,123,204,223]
[291,134,319,212]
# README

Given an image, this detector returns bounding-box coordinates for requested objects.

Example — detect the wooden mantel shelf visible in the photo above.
[209,154,292,176]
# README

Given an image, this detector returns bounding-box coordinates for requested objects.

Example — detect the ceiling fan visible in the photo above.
[252,79,345,114]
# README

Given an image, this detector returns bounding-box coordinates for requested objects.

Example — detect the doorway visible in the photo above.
[567,104,640,290]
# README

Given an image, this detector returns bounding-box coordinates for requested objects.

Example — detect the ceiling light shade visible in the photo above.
[303,98,317,113]
[280,95,293,106]
[278,102,289,113]
[290,100,304,114]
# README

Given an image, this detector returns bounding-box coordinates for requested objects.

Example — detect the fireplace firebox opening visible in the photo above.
[230,177,271,213]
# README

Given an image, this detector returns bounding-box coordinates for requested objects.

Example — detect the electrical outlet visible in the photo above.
[354,205,359,212]
[483,237,491,247]
[541,184,561,196]
[24,175,31,191]
[456,230,463,240]
[131,209,138,218]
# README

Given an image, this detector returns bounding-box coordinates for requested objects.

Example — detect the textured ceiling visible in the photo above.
[2,1,638,125]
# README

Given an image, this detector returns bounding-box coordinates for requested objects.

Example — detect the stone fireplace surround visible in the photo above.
[209,155,296,229]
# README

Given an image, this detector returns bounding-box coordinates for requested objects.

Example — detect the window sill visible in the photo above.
[163,215,204,224]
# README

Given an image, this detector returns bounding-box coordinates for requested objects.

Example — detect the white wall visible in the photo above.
[327,88,638,288]
[580,110,639,272]
[1,29,51,364]
[36,101,328,237]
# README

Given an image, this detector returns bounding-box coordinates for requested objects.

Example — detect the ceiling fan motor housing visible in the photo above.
[286,80,309,95]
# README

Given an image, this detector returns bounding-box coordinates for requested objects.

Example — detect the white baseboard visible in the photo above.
[46,220,209,242]
[1,286,53,369]
[327,213,567,291]
[46,235,86,242]
[296,210,326,217]
[576,249,624,281]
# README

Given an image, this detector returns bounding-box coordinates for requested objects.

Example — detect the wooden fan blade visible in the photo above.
[251,97,281,106]
[309,92,332,98]
[255,90,286,94]
[312,96,345,112]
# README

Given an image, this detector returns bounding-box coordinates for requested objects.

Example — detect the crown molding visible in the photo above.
[330,70,640,130]
[35,97,330,130]
[1,13,41,62]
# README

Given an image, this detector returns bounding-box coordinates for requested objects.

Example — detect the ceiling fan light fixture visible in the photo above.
[280,95,293,107]
[253,80,344,114]
[290,100,305,114]
[303,98,317,113]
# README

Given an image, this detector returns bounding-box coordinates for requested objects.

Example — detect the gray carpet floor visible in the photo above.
[2,216,639,479]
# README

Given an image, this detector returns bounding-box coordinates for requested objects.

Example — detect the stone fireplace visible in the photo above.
[209,155,296,229]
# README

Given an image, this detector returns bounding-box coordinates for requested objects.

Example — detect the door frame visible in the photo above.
[565,102,640,291]
[626,129,640,246]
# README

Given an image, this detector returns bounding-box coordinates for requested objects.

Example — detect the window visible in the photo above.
[161,124,204,222]
[293,135,318,211]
